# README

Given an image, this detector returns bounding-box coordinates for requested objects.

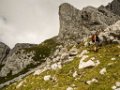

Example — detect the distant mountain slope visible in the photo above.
[0,38,58,84]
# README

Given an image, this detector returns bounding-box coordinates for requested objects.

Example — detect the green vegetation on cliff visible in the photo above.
[25,37,58,62]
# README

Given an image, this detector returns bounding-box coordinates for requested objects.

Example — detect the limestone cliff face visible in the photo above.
[106,0,120,16]
[58,3,120,42]
[0,42,10,64]
[0,43,36,77]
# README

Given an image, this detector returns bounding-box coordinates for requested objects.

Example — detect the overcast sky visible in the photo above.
[0,0,112,48]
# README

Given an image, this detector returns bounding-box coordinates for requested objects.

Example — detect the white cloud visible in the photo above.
[0,0,113,48]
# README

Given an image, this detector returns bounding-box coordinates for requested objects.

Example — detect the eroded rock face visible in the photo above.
[98,20,120,44]
[106,0,120,16]
[6,43,35,57]
[0,43,36,77]
[58,3,120,43]
[0,42,10,64]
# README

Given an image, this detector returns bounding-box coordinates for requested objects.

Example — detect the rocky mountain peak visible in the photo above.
[106,0,120,16]
[58,3,120,43]
[59,3,76,16]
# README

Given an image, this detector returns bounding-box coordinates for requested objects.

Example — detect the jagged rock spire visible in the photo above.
[58,3,120,43]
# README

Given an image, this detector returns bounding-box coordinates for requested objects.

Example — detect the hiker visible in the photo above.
[91,31,100,45]
[91,31,100,52]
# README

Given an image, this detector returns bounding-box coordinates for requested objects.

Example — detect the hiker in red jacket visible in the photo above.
[91,31,100,44]
[91,31,100,52]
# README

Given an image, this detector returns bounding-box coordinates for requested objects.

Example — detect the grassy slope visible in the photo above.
[2,44,120,90]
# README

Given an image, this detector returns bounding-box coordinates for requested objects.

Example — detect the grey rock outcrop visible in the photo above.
[0,42,10,64]
[69,46,78,56]
[106,0,120,16]
[98,20,120,44]
[58,3,120,43]
[0,43,36,77]
[6,43,36,58]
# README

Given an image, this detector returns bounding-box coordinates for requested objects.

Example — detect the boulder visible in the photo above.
[112,81,120,90]
[79,60,96,69]
[79,55,100,69]
[111,58,116,61]
[112,86,117,90]
[61,52,69,60]
[79,50,89,58]
[86,78,98,85]
[115,88,120,90]
[66,87,73,90]
[116,82,120,87]
[44,75,52,81]
[69,46,78,56]
[53,56,60,62]
[72,71,78,78]
[51,62,62,70]
[100,68,107,75]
